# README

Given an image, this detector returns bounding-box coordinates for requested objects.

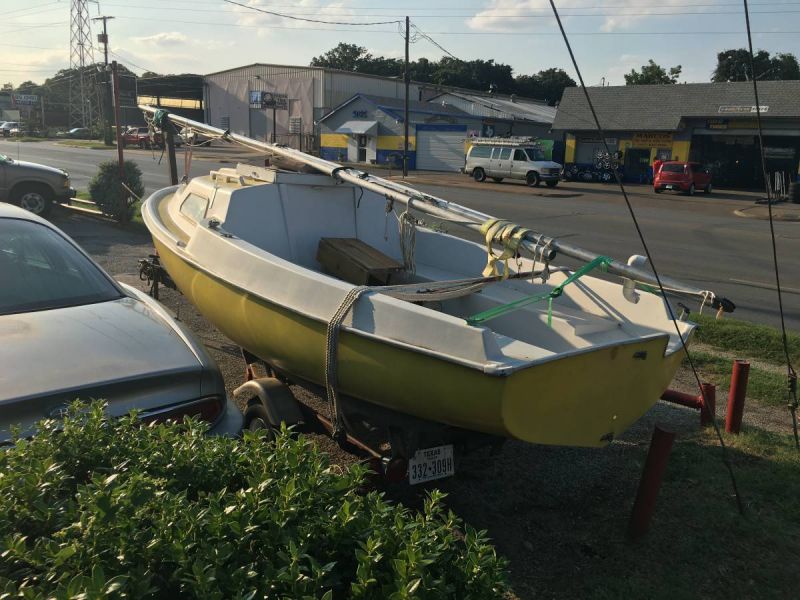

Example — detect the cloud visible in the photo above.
[228,0,357,34]
[467,0,706,33]
[132,32,189,46]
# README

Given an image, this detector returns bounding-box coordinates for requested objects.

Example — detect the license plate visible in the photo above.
[665,184,673,189]
[408,445,454,485]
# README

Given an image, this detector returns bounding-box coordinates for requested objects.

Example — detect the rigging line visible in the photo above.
[222,0,402,26]
[547,0,744,514]
[741,0,799,448]
[411,24,460,61]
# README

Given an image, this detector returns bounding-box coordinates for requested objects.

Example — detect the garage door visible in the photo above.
[416,129,466,171]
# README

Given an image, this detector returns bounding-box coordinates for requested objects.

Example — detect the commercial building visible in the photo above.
[318,93,482,171]
[552,81,800,187]
[318,91,560,171]
[204,63,424,150]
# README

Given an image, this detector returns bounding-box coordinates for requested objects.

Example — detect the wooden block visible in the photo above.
[317,238,403,285]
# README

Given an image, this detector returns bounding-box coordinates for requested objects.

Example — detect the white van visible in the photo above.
[465,139,562,187]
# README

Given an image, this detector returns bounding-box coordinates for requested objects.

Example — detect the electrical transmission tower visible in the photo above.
[69,0,97,128]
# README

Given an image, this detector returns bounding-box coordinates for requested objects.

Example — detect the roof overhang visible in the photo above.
[336,120,378,135]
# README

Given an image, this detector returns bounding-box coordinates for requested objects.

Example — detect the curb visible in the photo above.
[734,204,800,222]
[387,176,583,198]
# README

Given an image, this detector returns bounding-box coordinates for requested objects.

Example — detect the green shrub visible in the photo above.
[0,402,507,599]
[88,161,144,223]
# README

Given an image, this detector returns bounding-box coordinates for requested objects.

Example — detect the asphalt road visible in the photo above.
[9,140,799,331]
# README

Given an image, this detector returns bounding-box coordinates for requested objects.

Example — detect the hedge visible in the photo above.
[0,403,507,599]
[88,161,145,223]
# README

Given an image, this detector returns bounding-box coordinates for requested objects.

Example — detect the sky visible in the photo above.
[2,0,799,89]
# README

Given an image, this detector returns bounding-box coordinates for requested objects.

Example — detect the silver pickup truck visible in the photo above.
[0,153,76,216]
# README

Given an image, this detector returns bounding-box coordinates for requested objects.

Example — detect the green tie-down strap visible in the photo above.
[466,255,613,327]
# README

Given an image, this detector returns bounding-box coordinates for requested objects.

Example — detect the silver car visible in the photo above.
[0,153,76,216]
[0,203,243,442]
[466,142,563,188]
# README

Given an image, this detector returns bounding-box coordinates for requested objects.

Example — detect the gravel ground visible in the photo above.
[51,206,791,598]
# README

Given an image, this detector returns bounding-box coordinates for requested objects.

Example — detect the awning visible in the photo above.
[336,120,378,135]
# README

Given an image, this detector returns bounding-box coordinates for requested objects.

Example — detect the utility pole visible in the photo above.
[93,15,114,145]
[92,15,113,66]
[403,15,410,177]
[111,61,125,183]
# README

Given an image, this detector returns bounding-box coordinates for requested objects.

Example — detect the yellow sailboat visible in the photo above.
[140,108,732,454]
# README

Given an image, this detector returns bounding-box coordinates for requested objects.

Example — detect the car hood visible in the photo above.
[0,296,206,441]
[6,159,67,178]
[533,161,562,169]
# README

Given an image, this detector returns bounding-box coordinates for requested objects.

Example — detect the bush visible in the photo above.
[88,161,144,222]
[0,402,507,599]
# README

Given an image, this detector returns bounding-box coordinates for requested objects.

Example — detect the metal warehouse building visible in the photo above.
[319,91,559,171]
[318,93,483,171]
[553,81,800,187]
[204,63,423,149]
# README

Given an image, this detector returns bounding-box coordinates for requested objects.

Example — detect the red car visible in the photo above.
[122,127,161,149]
[654,161,712,195]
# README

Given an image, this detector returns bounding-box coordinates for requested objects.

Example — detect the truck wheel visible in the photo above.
[13,184,53,217]
[139,140,147,149]
[687,183,696,196]
[526,172,541,187]
[704,183,713,194]
[473,168,486,182]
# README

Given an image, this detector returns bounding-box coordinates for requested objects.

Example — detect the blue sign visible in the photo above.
[352,110,368,118]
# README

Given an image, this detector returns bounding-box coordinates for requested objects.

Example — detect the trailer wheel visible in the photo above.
[244,400,276,435]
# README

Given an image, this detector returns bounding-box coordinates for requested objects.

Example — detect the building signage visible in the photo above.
[352,110,368,118]
[578,136,617,145]
[249,90,288,110]
[706,119,728,129]
[631,133,673,147]
[764,147,795,159]
[718,105,769,114]
[11,94,38,106]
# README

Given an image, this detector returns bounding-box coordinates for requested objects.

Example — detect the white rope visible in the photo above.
[399,208,417,273]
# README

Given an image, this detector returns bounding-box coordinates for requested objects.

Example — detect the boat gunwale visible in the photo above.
[141,186,683,376]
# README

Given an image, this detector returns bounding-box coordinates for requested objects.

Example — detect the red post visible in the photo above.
[699,383,716,427]
[628,425,676,540]
[725,360,750,434]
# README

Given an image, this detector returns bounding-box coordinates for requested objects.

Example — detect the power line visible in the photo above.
[222,0,402,26]
[410,24,459,61]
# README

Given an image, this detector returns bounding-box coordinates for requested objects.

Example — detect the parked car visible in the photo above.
[122,126,161,149]
[465,140,563,187]
[0,153,75,216]
[1,122,19,137]
[0,203,243,442]
[654,161,712,195]
[56,127,92,139]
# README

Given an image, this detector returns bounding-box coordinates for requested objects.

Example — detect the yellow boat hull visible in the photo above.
[154,238,686,448]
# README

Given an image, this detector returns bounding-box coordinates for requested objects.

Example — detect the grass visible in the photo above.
[554,427,800,600]
[688,351,788,407]
[693,313,800,366]
[69,190,146,233]
[0,136,43,143]
[56,139,113,150]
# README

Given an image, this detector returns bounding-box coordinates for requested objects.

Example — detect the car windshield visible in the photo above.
[525,148,546,161]
[661,164,685,173]
[0,219,122,315]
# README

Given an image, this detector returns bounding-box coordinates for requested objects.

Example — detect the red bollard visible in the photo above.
[628,425,676,540]
[700,382,716,427]
[725,360,750,434]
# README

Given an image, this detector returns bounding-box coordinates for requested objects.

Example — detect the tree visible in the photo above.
[514,68,575,105]
[310,43,372,72]
[712,48,800,81]
[624,60,681,85]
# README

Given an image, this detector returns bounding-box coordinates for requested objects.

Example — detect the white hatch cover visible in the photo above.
[416,129,467,172]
